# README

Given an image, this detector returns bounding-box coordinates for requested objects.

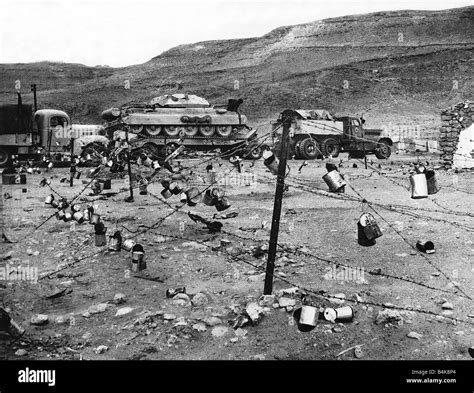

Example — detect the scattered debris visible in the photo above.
[441,302,454,310]
[354,346,364,359]
[112,293,127,305]
[115,307,134,317]
[87,303,109,315]
[30,314,49,326]
[94,345,109,354]
[15,349,28,357]
[211,326,229,338]
[192,323,207,332]
[245,302,265,323]
[407,331,423,340]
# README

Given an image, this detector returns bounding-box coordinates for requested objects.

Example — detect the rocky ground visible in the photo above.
[0,152,473,360]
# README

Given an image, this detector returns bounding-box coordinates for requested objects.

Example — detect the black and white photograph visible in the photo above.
[0,0,473,390]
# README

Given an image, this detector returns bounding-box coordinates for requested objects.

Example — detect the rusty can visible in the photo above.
[202,189,216,206]
[323,307,337,323]
[425,170,440,195]
[73,212,84,224]
[45,194,54,205]
[90,213,100,225]
[335,306,354,322]
[409,173,428,199]
[122,239,136,252]
[108,231,122,252]
[55,209,66,221]
[299,305,319,327]
[416,240,435,254]
[322,170,346,193]
[358,213,382,242]
[186,187,201,206]
[166,287,186,298]
[215,196,231,211]
[263,151,279,175]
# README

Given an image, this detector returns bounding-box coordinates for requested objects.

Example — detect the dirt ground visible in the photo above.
[0,152,473,360]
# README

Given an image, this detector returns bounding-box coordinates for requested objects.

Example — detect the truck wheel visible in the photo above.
[375,141,391,159]
[299,138,319,160]
[246,145,263,160]
[294,139,304,159]
[0,148,12,167]
[321,138,341,158]
[216,126,232,137]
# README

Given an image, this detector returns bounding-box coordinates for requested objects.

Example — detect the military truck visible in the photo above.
[0,94,106,166]
[94,94,264,161]
[271,109,392,160]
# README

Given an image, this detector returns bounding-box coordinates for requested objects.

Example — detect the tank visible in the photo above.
[100,94,263,159]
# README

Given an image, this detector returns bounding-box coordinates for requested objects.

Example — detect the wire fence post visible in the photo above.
[264,110,292,295]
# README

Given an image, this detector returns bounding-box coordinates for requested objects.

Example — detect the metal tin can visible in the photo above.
[215,196,231,211]
[131,251,145,272]
[425,170,440,195]
[108,232,122,251]
[263,152,279,175]
[180,192,188,203]
[410,173,428,199]
[202,189,216,206]
[45,194,54,205]
[323,307,337,322]
[186,187,201,206]
[166,287,186,298]
[90,214,100,225]
[95,233,106,247]
[335,306,354,322]
[122,239,136,251]
[73,212,84,224]
[359,213,382,241]
[299,305,319,327]
[322,170,346,193]
[55,210,66,221]
[416,240,435,254]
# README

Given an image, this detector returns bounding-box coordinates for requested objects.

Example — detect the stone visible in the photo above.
[235,328,248,337]
[442,310,453,316]
[192,323,207,332]
[375,309,403,325]
[88,303,108,315]
[163,313,176,321]
[211,326,229,338]
[113,293,126,305]
[253,354,265,360]
[354,346,364,359]
[172,293,191,306]
[191,293,209,306]
[246,302,265,322]
[15,349,28,357]
[278,297,296,308]
[441,302,454,310]
[329,293,346,305]
[203,316,222,326]
[115,307,134,317]
[30,314,49,326]
[94,345,108,354]
[407,331,423,340]
[230,337,238,343]
[259,295,275,307]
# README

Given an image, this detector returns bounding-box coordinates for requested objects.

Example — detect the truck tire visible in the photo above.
[375,141,391,159]
[245,145,263,160]
[320,138,341,158]
[299,138,320,160]
[294,139,304,159]
[0,147,12,167]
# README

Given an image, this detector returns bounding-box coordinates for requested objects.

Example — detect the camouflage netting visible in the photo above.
[439,100,473,168]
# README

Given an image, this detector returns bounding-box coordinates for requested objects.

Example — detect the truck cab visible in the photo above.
[0,105,71,166]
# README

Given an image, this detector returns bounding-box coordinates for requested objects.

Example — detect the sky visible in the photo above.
[0,0,471,67]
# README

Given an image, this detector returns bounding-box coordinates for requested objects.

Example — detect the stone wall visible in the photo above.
[439,101,473,168]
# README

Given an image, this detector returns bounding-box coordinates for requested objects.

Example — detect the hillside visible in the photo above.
[0,6,472,133]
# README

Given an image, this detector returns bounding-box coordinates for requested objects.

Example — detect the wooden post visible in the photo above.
[125,128,134,202]
[263,110,292,295]
[70,137,75,187]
